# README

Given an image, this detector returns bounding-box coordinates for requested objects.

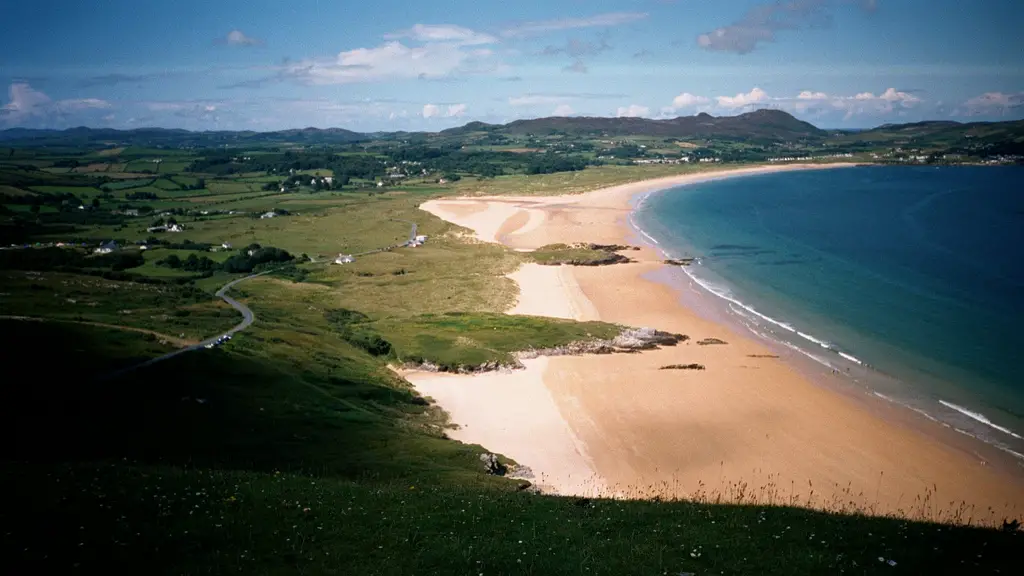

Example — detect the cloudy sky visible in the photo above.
[2,0,1023,131]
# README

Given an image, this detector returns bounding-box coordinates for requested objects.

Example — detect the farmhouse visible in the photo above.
[94,240,119,254]
[414,235,428,243]
[260,211,277,219]
[334,254,355,265]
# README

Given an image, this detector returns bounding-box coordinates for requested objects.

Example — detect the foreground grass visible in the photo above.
[3,462,1019,575]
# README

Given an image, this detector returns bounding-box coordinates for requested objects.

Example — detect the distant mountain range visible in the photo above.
[2,110,1022,148]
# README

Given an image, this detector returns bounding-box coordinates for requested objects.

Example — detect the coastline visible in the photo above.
[411,163,1024,522]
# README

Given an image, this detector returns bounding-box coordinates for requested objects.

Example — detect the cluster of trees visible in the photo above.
[524,155,587,174]
[157,244,294,275]
[0,246,144,273]
[187,150,386,182]
[157,253,218,272]
[126,191,159,200]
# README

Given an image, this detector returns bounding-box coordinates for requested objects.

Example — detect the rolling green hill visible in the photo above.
[6,110,1023,150]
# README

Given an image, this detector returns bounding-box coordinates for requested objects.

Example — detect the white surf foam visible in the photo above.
[939,400,1023,441]
[837,351,863,365]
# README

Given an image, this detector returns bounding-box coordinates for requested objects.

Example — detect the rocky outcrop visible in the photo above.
[585,243,640,252]
[480,453,508,476]
[565,252,632,266]
[520,327,688,359]
[697,337,728,345]
[659,363,706,370]
[664,258,696,266]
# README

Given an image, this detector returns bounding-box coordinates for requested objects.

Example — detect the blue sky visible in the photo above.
[2,0,1023,131]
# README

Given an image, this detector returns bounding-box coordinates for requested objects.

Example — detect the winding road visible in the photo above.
[98,219,418,381]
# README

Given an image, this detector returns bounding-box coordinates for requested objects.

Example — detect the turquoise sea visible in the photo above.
[634,166,1024,459]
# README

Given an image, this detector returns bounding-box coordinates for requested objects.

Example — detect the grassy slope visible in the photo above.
[2,165,1021,574]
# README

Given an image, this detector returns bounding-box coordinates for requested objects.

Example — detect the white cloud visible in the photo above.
[1,82,112,126]
[386,24,496,46]
[716,87,770,110]
[422,104,441,118]
[552,104,574,116]
[797,90,829,100]
[225,30,262,47]
[958,92,1024,117]
[2,82,51,115]
[671,92,711,109]
[501,12,648,38]
[655,86,927,121]
[280,40,496,84]
[422,103,466,118]
[878,87,921,104]
[697,0,876,54]
[616,104,650,118]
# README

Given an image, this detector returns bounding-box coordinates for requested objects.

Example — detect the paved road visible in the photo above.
[99,220,419,381]
[96,268,272,381]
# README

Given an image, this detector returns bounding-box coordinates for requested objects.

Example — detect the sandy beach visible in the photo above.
[409,164,1024,522]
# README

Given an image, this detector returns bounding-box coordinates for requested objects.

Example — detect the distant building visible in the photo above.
[334,254,355,264]
[414,235,427,243]
[323,176,333,185]
[123,209,139,217]
[260,211,277,219]
[168,224,184,232]
[222,242,232,249]
[94,241,118,254]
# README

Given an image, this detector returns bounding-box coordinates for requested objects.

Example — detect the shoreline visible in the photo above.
[411,163,1024,522]
[626,178,1024,464]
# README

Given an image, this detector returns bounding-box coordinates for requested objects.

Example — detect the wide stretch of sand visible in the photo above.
[409,164,1024,522]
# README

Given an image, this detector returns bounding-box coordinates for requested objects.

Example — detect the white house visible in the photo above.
[376,181,384,188]
[414,235,427,243]
[334,254,355,264]
[260,211,277,219]
[324,176,333,185]
[168,224,184,232]
[222,242,232,249]
[94,241,118,254]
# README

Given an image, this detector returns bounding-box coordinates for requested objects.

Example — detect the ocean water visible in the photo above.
[634,166,1024,459]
